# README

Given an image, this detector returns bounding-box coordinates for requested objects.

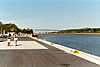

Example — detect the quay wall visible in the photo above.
[30,37,100,65]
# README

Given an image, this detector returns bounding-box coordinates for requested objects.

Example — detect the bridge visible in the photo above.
[33,29,60,33]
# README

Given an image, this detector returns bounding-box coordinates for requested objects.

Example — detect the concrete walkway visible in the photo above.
[0,37,99,67]
[0,41,48,49]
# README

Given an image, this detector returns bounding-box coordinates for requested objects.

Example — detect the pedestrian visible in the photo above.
[14,33,18,46]
[7,34,11,46]
[7,37,11,46]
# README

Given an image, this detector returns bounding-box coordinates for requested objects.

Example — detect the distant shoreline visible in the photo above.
[38,33,100,38]
[48,33,100,36]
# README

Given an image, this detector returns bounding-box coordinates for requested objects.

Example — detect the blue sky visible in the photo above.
[0,0,100,29]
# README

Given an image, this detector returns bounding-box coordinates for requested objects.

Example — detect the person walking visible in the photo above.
[14,33,18,46]
[7,34,11,46]
[7,37,11,46]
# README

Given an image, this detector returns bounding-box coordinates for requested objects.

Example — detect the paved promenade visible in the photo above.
[0,37,99,67]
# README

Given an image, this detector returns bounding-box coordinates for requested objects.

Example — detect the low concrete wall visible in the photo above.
[31,37,100,65]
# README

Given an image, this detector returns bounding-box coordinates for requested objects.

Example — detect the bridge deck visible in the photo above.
[0,37,99,67]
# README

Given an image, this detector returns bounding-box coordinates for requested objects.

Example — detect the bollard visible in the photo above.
[73,50,79,54]
[51,42,54,45]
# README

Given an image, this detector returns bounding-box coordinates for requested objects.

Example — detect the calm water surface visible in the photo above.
[41,34,100,57]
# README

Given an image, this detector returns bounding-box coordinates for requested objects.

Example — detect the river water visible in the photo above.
[41,34,100,57]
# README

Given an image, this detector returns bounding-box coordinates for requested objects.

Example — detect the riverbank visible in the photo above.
[37,33,100,38]
[32,37,100,66]
[40,34,100,57]
[48,33,100,36]
[0,36,99,67]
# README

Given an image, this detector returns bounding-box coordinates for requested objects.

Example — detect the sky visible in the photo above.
[0,0,100,30]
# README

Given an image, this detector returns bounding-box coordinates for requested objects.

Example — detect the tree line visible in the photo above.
[0,21,33,34]
[58,28,100,33]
